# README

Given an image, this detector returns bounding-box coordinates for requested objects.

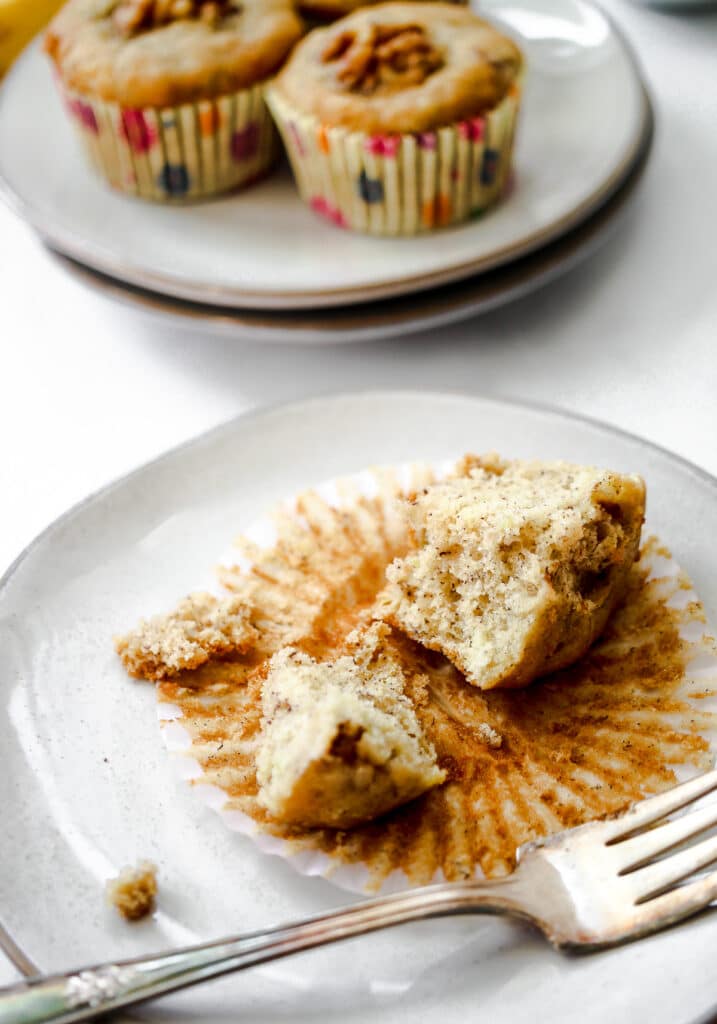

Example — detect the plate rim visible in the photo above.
[46,100,654,344]
[0,3,653,311]
[3,388,717,1000]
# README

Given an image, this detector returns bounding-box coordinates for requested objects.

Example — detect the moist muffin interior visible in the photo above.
[376,455,646,689]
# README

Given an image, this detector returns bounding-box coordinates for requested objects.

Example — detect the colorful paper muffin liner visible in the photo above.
[155,462,717,894]
[266,82,521,234]
[57,79,279,201]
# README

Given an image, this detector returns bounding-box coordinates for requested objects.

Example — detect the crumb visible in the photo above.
[477,723,503,748]
[115,593,257,681]
[106,861,158,921]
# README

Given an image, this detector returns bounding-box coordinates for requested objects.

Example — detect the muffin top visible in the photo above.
[45,0,304,108]
[270,2,522,134]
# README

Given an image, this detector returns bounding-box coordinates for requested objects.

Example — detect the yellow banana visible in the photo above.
[0,0,64,76]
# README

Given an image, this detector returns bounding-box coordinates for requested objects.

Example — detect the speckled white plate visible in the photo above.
[3,391,717,1024]
[0,0,650,310]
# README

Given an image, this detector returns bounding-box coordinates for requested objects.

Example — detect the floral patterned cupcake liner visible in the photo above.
[59,81,279,202]
[266,81,521,235]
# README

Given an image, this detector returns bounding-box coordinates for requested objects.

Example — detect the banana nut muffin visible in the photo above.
[266,2,523,233]
[376,456,646,689]
[256,623,445,828]
[45,0,304,199]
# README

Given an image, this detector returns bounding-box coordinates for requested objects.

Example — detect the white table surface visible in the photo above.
[1,0,716,992]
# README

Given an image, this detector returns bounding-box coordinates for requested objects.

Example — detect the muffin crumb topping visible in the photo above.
[106,862,158,921]
[113,0,241,36]
[322,22,443,95]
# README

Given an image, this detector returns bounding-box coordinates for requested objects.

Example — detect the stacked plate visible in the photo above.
[3,392,717,1024]
[0,0,653,342]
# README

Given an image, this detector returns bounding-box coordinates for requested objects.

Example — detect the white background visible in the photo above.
[1,0,716,989]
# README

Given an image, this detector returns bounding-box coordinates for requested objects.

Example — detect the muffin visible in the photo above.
[115,592,258,680]
[256,624,445,828]
[376,456,646,689]
[45,0,304,200]
[266,2,523,234]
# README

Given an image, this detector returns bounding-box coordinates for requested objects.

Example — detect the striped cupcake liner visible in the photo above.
[266,81,521,235]
[58,81,279,202]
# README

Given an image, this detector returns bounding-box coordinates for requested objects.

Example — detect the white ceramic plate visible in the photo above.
[51,114,653,344]
[2,391,717,1024]
[0,0,650,310]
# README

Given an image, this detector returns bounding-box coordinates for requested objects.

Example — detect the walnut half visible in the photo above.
[113,0,240,36]
[322,23,444,96]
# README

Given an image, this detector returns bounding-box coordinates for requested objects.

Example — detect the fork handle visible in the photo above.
[0,874,530,1024]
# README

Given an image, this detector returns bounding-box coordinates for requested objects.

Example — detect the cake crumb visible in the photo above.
[477,723,503,748]
[115,593,257,681]
[106,861,158,921]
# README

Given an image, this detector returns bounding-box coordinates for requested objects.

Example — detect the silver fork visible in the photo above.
[4,767,717,1024]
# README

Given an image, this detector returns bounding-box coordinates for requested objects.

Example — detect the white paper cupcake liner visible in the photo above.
[156,462,717,894]
[57,79,278,201]
[266,82,521,235]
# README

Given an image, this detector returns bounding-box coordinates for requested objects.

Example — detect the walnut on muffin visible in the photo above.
[297,0,466,28]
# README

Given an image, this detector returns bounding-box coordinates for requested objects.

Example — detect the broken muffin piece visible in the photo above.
[255,623,445,829]
[376,456,645,690]
[106,861,158,921]
[115,593,257,681]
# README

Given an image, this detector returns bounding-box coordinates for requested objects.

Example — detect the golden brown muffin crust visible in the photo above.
[45,0,304,107]
[271,2,522,134]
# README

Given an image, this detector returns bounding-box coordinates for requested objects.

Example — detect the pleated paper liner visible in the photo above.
[265,82,521,235]
[57,80,278,201]
[156,462,717,893]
